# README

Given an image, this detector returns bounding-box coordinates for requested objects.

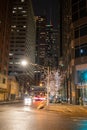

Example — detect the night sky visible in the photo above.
[32,0,60,28]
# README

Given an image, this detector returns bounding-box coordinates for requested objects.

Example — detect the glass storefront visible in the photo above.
[76,70,87,105]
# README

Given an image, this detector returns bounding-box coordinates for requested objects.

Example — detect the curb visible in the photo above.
[44,104,87,113]
[0,100,23,105]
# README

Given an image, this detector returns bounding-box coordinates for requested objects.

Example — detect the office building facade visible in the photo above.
[8,0,36,85]
[60,0,87,104]
[35,16,59,68]
[35,16,47,66]
[45,25,59,69]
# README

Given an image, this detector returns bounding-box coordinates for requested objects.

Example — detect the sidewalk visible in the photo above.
[44,103,87,113]
[0,100,23,105]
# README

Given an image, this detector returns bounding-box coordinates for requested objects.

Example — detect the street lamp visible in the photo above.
[21,60,28,66]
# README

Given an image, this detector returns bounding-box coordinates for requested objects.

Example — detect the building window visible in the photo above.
[74,29,79,38]
[72,0,77,5]
[75,43,87,58]
[72,4,78,12]
[80,24,87,36]
[21,0,25,2]
[72,12,78,21]
[74,24,87,38]
[3,78,6,84]
[79,0,86,9]
[80,8,87,18]
[72,0,87,21]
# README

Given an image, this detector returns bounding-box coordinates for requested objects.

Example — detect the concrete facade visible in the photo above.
[60,0,87,105]
[8,0,36,85]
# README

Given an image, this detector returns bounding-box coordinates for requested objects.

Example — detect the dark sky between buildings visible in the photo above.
[32,0,60,28]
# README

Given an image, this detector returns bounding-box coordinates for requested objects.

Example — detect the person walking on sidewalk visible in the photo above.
[79,97,83,105]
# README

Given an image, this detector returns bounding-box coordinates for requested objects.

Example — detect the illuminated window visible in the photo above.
[13,7,17,10]
[39,18,44,21]
[17,30,19,32]
[21,0,25,2]
[11,25,16,28]
[15,62,20,64]
[75,43,87,58]
[9,62,13,64]
[23,14,27,17]
[9,53,13,56]
[18,7,23,10]
[12,11,16,13]
[23,25,26,28]
[11,29,14,32]
[22,10,26,13]
[80,49,83,54]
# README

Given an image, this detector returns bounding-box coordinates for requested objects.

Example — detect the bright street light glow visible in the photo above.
[21,60,28,66]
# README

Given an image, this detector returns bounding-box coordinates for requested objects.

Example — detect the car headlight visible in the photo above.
[24,98,32,105]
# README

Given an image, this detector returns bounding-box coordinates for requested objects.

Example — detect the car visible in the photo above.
[32,96,46,103]
[24,97,32,106]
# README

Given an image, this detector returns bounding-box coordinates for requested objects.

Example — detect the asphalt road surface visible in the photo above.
[0,103,87,130]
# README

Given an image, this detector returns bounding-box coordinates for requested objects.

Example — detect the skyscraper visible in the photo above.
[8,0,36,85]
[45,25,59,69]
[35,16,59,68]
[71,0,87,104]
[34,16,47,86]
[0,0,11,100]
[35,16,47,66]
[35,16,60,86]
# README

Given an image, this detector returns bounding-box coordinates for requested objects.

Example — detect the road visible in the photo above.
[0,103,87,130]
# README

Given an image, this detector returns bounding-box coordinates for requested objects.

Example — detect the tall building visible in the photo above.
[0,0,11,100]
[35,16,47,66]
[72,0,87,104]
[35,16,59,68]
[60,0,87,104]
[8,0,36,85]
[45,25,59,69]
[35,16,60,86]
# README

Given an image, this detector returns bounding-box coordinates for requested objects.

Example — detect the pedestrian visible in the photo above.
[79,97,83,105]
